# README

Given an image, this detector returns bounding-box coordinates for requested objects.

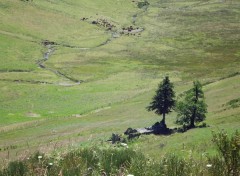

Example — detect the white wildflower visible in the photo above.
[206,164,212,168]
[38,156,43,159]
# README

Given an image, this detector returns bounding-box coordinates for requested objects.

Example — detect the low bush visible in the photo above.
[0,130,239,175]
[208,130,240,176]
[137,1,150,8]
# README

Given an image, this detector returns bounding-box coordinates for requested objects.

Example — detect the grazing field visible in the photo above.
[0,0,239,166]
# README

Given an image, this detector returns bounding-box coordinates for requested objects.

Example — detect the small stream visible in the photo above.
[37,44,81,86]
[36,4,149,86]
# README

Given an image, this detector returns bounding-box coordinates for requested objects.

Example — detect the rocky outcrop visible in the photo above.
[124,121,172,140]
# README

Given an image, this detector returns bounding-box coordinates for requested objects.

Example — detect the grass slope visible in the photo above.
[0,0,239,161]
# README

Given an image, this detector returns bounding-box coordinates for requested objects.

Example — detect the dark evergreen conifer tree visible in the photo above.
[147,76,176,126]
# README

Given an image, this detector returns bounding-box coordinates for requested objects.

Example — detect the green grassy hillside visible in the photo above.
[0,0,239,162]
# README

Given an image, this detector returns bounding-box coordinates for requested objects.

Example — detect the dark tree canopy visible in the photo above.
[176,81,207,128]
[147,76,176,125]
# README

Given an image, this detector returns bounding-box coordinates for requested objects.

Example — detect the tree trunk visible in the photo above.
[190,84,198,128]
[190,108,196,128]
[162,113,166,125]
[190,117,195,128]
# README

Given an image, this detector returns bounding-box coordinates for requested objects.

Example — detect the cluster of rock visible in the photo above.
[41,40,57,46]
[108,121,172,144]
[81,16,116,31]
[91,18,116,31]
[80,17,88,21]
[120,26,144,35]
[125,121,171,137]
[80,16,144,37]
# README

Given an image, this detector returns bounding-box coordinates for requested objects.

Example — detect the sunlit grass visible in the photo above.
[0,0,239,163]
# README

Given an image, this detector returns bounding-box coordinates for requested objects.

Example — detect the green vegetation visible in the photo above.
[176,81,207,128]
[226,98,240,109]
[138,1,150,9]
[147,76,175,126]
[0,131,239,175]
[0,0,239,174]
[211,130,240,176]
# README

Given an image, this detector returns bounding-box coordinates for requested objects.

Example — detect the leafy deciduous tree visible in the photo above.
[176,81,207,128]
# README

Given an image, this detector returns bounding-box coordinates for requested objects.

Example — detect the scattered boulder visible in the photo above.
[120,143,128,148]
[124,128,137,135]
[136,128,153,135]
[81,17,88,21]
[121,26,144,35]
[124,127,150,140]
[124,128,140,140]
[90,18,116,31]
[109,120,173,145]
[148,120,171,134]
[123,120,172,140]
[42,40,57,46]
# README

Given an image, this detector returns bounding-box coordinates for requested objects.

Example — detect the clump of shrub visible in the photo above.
[0,161,27,176]
[137,1,150,8]
[0,147,139,176]
[109,133,128,144]
[208,130,240,176]
[226,98,240,109]
[198,122,209,128]
[0,130,239,175]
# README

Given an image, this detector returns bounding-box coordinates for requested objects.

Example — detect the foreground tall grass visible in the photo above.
[0,130,239,176]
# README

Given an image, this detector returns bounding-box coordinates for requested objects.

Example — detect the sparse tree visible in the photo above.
[147,76,175,126]
[176,81,207,128]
